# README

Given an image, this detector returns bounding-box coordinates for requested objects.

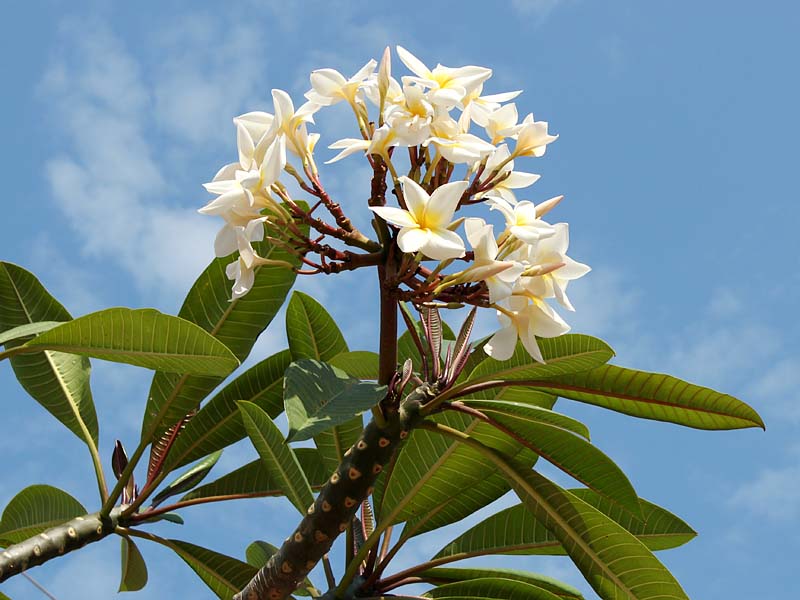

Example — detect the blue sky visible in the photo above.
[1,0,799,598]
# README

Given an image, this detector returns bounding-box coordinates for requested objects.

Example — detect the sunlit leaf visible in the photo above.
[0,321,62,346]
[0,485,86,545]
[418,567,583,600]
[25,307,239,375]
[0,262,98,448]
[169,539,256,599]
[238,401,314,515]
[180,448,329,502]
[151,450,222,507]
[284,359,385,442]
[532,365,764,430]
[434,491,696,560]
[285,291,363,473]
[164,350,291,472]
[424,576,562,600]
[141,234,299,441]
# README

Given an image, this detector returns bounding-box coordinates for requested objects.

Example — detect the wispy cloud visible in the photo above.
[511,0,569,21]
[730,447,800,521]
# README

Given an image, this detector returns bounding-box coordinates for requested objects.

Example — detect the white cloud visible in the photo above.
[747,357,800,423]
[730,457,800,521]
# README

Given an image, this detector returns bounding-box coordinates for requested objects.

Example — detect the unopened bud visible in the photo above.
[378,46,391,97]
[535,195,564,218]
[523,261,565,277]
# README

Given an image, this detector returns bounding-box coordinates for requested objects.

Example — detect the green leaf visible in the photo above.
[532,364,765,430]
[180,448,329,502]
[328,350,379,380]
[238,401,314,515]
[0,262,98,447]
[377,411,536,527]
[425,576,563,600]
[450,335,615,399]
[285,291,363,473]
[151,450,222,507]
[462,399,590,440]
[24,307,239,375]
[169,539,256,599]
[141,234,299,441]
[419,567,583,599]
[0,321,63,345]
[466,402,640,516]
[164,350,292,472]
[434,491,696,560]
[245,541,316,596]
[119,536,148,592]
[284,359,386,442]
[507,467,688,600]
[0,485,86,545]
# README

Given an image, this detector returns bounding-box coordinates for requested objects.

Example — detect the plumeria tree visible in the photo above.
[0,47,763,600]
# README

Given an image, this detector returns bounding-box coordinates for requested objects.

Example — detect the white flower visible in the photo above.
[459,83,521,130]
[327,124,398,163]
[305,59,377,106]
[233,111,275,170]
[267,89,320,156]
[384,84,436,146]
[479,145,540,203]
[428,132,496,165]
[487,196,556,244]
[462,218,522,303]
[370,177,467,260]
[513,117,558,158]
[396,46,492,107]
[519,223,590,311]
[484,294,570,362]
[484,103,521,144]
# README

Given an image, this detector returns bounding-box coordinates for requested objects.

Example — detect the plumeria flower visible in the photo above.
[267,89,320,156]
[519,223,591,311]
[370,177,467,260]
[225,218,294,299]
[487,196,556,244]
[396,46,491,107]
[384,84,436,146]
[461,218,522,303]
[233,111,275,170]
[327,124,398,163]
[513,116,559,158]
[427,114,496,165]
[478,145,540,203]
[459,83,522,130]
[484,103,522,144]
[305,59,377,107]
[485,294,570,362]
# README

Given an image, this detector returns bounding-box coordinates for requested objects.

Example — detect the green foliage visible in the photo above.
[119,536,149,592]
[164,349,292,472]
[180,449,329,502]
[434,492,696,560]
[141,236,299,441]
[419,568,583,599]
[285,290,363,473]
[169,539,256,599]
[238,401,314,515]
[0,485,86,546]
[424,576,564,600]
[284,359,386,442]
[531,364,765,430]
[22,307,239,375]
[0,261,98,448]
[151,451,222,507]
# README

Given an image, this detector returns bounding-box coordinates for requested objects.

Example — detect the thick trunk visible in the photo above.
[234,389,425,600]
[0,507,122,581]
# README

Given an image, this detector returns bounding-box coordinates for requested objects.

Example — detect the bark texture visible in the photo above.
[0,507,122,582]
[234,390,427,600]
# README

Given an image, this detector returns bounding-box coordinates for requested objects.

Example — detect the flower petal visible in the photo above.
[424,180,469,228]
[484,324,518,361]
[370,206,418,228]
[397,226,429,253]
[399,176,429,223]
[422,228,465,260]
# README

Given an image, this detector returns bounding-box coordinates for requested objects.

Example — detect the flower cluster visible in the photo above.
[199,47,589,363]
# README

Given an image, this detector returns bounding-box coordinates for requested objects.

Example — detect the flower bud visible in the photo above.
[378,46,391,98]
[535,195,564,218]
